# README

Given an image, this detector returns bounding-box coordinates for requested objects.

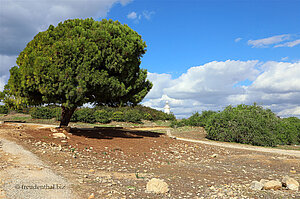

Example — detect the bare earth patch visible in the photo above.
[0,123,300,198]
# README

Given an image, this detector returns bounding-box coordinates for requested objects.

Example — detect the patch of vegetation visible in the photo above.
[0,105,8,114]
[170,110,217,128]
[30,107,61,120]
[29,105,175,124]
[205,104,300,147]
[93,110,112,124]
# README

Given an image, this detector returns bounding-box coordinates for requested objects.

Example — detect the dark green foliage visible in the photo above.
[132,105,176,121]
[0,92,4,102]
[4,18,152,127]
[282,117,300,144]
[71,108,95,123]
[94,110,111,124]
[170,110,216,128]
[0,105,8,114]
[205,104,300,147]
[170,119,188,128]
[110,111,125,122]
[30,105,175,124]
[123,109,143,123]
[31,107,61,119]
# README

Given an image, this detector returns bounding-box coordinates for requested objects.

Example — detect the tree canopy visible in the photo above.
[3,18,152,126]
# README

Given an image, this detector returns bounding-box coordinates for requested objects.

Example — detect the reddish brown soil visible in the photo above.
[1,123,300,199]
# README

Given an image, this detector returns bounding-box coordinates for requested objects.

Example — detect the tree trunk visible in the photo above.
[60,106,76,127]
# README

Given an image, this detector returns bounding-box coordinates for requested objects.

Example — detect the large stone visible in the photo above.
[53,133,67,139]
[263,180,282,190]
[250,181,263,190]
[282,176,299,190]
[259,179,268,186]
[288,184,299,191]
[146,178,169,194]
[50,127,58,132]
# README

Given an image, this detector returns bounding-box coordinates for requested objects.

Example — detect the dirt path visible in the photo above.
[0,138,76,199]
[166,130,300,158]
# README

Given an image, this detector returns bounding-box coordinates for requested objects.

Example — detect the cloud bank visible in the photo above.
[143,60,300,118]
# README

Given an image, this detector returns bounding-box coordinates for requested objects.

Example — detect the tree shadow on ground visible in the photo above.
[70,127,164,140]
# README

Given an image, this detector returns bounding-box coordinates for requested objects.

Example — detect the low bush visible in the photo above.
[30,104,177,124]
[133,105,176,121]
[94,110,111,124]
[171,110,216,128]
[205,104,300,147]
[282,117,300,144]
[31,107,58,119]
[71,108,95,123]
[110,111,125,122]
[123,109,143,123]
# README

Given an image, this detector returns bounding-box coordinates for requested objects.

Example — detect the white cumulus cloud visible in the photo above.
[143,60,300,118]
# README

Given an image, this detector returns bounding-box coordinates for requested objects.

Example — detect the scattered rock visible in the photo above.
[53,133,67,139]
[15,124,23,130]
[250,181,263,190]
[282,176,299,190]
[88,193,95,199]
[259,179,268,186]
[263,180,282,190]
[146,178,169,194]
[287,184,299,191]
[50,128,58,133]
[211,154,218,158]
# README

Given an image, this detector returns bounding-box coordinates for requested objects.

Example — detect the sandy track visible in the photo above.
[173,136,300,158]
[0,138,75,199]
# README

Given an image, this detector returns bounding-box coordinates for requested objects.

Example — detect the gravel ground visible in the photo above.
[1,123,300,198]
[0,138,76,199]
[174,137,300,158]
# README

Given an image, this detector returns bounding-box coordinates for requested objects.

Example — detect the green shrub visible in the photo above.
[143,113,153,120]
[31,107,56,119]
[94,110,111,124]
[53,107,62,121]
[205,104,299,147]
[170,119,188,128]
[72,108,95,123]
[170,110,216,128]
[110,111,125,122]
[282,117,300,144]
[0,105,8,114]
[133,105,176,121]
[123,109,143,123]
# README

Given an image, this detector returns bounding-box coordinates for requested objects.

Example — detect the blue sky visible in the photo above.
[0,0,300,118]
[107,0,300,76]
